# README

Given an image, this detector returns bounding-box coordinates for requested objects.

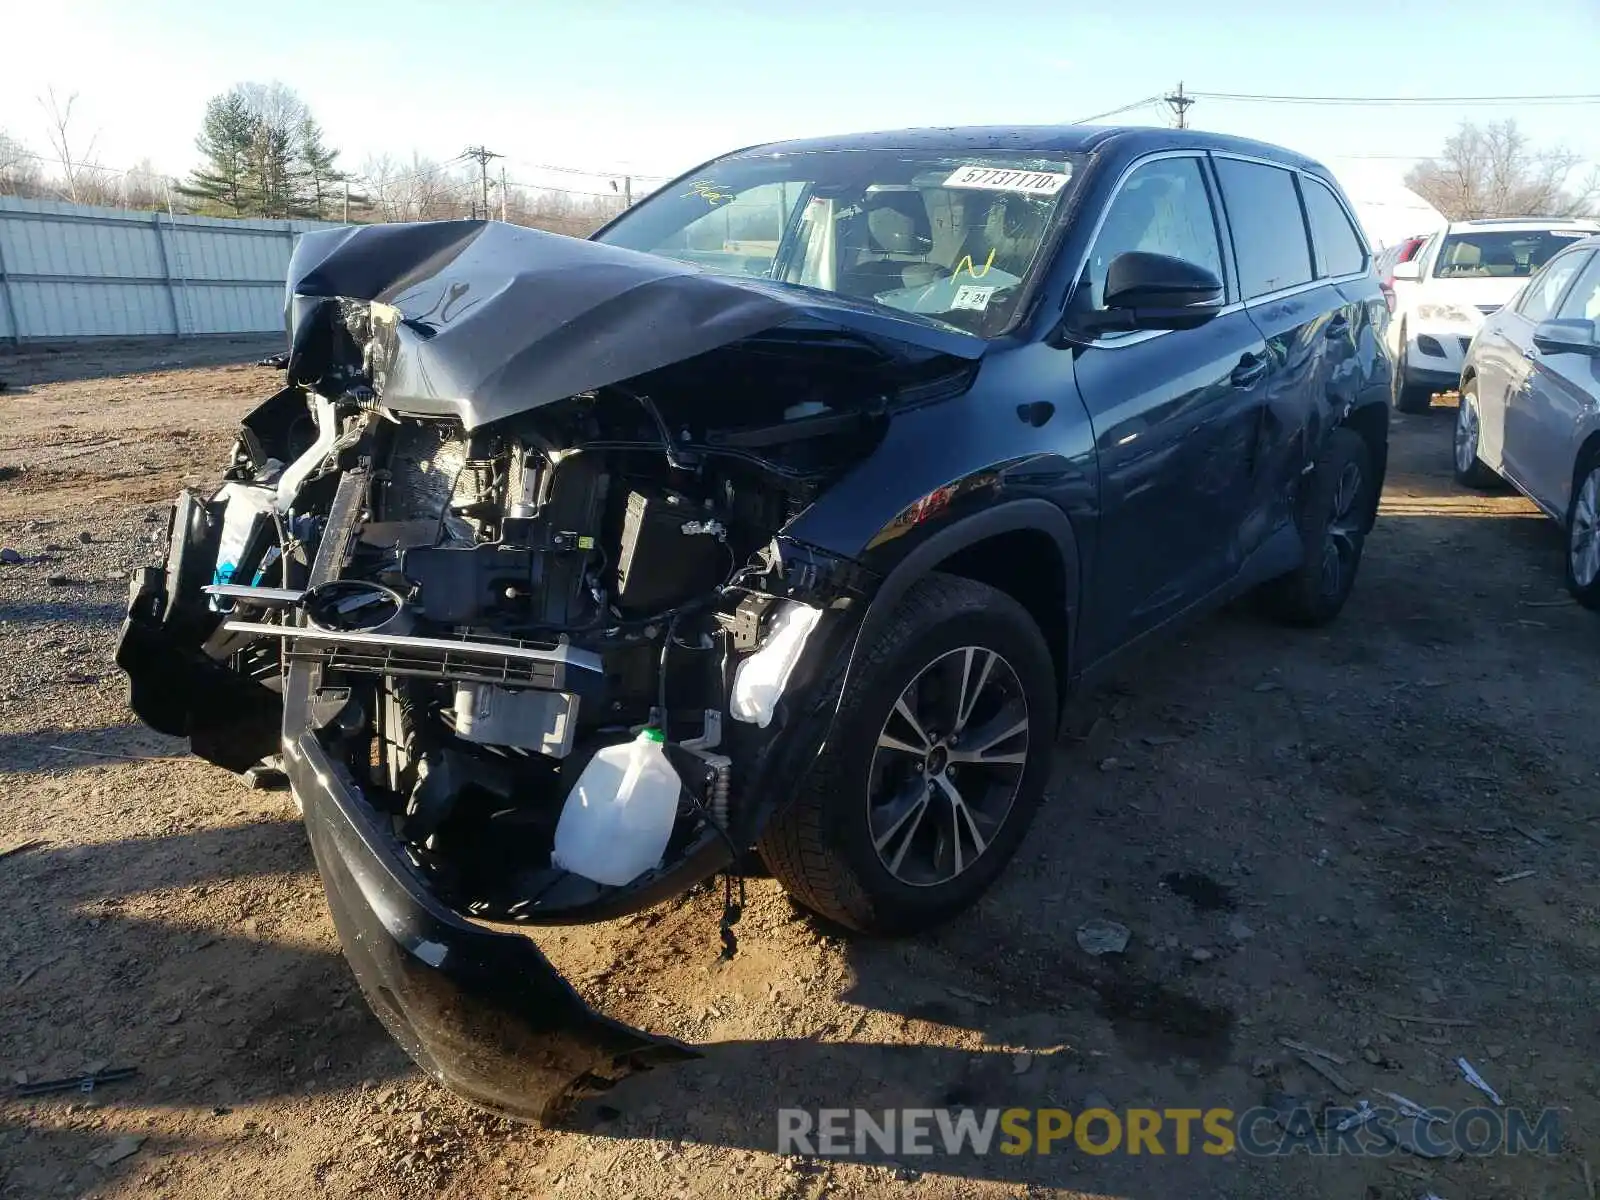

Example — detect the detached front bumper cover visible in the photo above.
[283,665,697,1121]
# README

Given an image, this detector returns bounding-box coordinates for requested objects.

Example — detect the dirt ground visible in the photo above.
[2,338,1598,1200]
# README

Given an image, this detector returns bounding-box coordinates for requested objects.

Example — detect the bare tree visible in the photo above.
[0,130,43,197]
[38,87,101,205]
[1407,121,1600,220]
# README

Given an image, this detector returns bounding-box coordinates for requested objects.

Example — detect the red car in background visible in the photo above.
[1375,234,1429,314]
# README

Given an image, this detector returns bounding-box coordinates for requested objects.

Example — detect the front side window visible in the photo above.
[1555,252,1600,322]
[1083,156,1223,309]
[1516,252,1589,322]
[1301,176,1367,278]
[1433,230,1590,280]
[597,149,1084,338]
[1213,158,1315,299]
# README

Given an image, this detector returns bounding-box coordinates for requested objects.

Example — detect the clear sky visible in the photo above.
[2,0,1597,197]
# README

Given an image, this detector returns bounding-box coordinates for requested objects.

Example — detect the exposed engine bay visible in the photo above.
[205,356,877,914]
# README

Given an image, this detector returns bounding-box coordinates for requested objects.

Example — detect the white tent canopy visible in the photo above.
[1325,159,1447,250]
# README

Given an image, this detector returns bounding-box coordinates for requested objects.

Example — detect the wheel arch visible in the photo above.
[851,500,1079,706]
[1569,428,1600,524]
[1338,398,1389,534]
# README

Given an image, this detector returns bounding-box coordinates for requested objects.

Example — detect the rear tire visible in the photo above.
[1564,456,1600,610]
[1452,379,1501,490]
[758,574,1057,936]
[1391,325,1435,414]
[1259,428,1375,627]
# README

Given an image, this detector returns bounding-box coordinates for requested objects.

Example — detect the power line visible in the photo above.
[1189,90,1600,106]
[1068,96,1165,125]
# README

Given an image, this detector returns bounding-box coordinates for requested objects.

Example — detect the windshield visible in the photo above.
[595,148,1084,338]
[1432,229,1591,279]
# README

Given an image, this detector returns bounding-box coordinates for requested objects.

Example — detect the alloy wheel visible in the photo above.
[868,646,1029,887]
[1320,461,1365,601]
[1455,389,1481,475]
[1571,468,1600,589]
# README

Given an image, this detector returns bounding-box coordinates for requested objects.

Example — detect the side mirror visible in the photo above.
[1098,251,1224,332]
[1391,259,1422,282]
[1532,318,1599,356]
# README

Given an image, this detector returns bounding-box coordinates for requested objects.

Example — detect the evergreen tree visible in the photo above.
[297,117,347,220]
[181,89,256,215]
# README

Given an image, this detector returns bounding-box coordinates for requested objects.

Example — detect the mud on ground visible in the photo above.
[2,339,1598,1200]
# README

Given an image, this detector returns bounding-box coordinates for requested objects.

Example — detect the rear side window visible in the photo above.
[1556,252,1600,321]
[1516,252,1588,322]
[1301,177,1367,277]
[1214,158,1314,299]
[1084,156,1224,308]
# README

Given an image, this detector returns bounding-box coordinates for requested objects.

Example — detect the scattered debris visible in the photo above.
[1513,824,1554,847]
[1097,757,1120,772]
[1252,680,1282,692]
[1380,1013,1474,1027]
[48,745,191,764]
[90,1135,145,1168]
[1494,870,1536,884]
[1279,1038,1349,1065]
[944,985,996,1007]
[0,547,21,565]
[1376,1089,1447,1125]
[1011,1053,1033,1075]
[77,530,93,543]
[1295,1052,1356,1095]
[1335,1100,1378,1132]
[256,352,290,369]
[1189,947,1215,963]
[1141,734,1183,746]
[46,574,72,587]
[1075,918,1130,956]
[0,838,47,862]
[1582,1157,1594,1200]
[16,1066,138,1097]
[1250,1056,1277,1078]
[1227,916,1256,941]
[1458,1057,1503,1106]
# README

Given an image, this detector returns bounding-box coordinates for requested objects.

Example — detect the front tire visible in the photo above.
[1452,379,1501,489]
[758,574,1057,935]
[1391,325,1435,414]
[1565,457,1600,610]
[1259,428,1375,627]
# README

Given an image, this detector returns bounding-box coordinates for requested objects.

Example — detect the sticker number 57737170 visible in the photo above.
[942,165,1072,195]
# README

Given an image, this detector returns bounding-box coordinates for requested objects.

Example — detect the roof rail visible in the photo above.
[1462,216,1595,224]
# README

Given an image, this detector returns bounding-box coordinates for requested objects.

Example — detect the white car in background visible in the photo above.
[1388,218,1600,412]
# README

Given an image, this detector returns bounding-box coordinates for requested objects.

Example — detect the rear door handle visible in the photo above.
[1231,353,1269,389]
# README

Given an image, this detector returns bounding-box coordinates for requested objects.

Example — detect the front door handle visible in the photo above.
[1231,353,1269,389]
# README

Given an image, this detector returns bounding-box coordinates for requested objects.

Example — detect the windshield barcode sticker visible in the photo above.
[943,166,1071,195]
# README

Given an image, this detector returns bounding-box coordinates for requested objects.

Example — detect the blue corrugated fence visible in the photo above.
[0,197,343,342]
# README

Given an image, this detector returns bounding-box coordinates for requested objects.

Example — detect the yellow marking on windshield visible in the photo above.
[952,247,997,283]
[684,180,736,205]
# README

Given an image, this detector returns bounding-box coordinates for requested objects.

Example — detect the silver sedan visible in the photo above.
[1454,235,1600,606]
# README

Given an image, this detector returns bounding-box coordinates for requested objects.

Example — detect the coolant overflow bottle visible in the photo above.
[552,728,681,887]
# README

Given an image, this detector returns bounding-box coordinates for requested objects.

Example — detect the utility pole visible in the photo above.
[499,165,508,221]
[623,175,632,208]
[461,145,502,219]
[342,180,350,224]
[1163,82,1195,129]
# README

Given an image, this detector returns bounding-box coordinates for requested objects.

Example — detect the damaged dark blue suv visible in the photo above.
[116,124,1391,1121]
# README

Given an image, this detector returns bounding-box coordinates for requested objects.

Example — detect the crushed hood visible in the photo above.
[285,220,984,429]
